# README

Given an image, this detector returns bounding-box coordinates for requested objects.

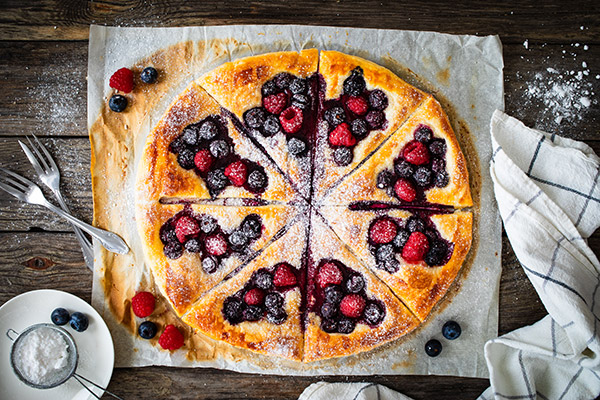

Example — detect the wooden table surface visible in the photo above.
[0,1,598,399]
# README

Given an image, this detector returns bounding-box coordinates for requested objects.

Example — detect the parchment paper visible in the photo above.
[89,24,503,378]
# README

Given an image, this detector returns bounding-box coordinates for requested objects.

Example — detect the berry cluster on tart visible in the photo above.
[135,49,473,362]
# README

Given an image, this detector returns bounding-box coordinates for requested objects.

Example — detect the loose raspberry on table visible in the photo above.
[175,215,200,243]
[403,140,431,165]
[402,231,430,262]
[158,324,184,350]
[131,291,155,318]
[279,106,303,134]
[346,96,368,116]
[273,263,297,287]
[340,294,366,318]
[317,262,344,288]
[109,67,134,93]
[224,160,248,187]
[263,92,288,115]
[369,218,398,244]
[328,122,356,147]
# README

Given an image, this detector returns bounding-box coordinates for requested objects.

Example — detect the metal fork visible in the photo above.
[0,167,129,254]
[19,136,94,270]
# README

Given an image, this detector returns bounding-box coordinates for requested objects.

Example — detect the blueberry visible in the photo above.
[324,286,344,304]
[138,321,158,339]
[414,167,432,187]
[181,125,200,146]
[202,256,219,274]
[247,170,267,191]
[415,126,433,143]
[177,148,195,170]
[376,244,395,262]
[209,140,230,159]
[442,321,462,340]
[350,118,368,139]
[431,158,446,173]
[262,115,281,136]
[159,224,177,244]
[69,312,89,332]
[243,305,263,321]
[228,229,249,251]
[425,240,448,266]
[164,242,183,259]
[435,171,450,188]
[244,107,266,129]
[261,80,278,97]
[169,136,187,154]
[324,106,345,127]
[199,120,219,140]
[345,274,365,294]
[254,270,273,290]
[223,297,243,324]
[364,303,384,325]
[184,238,203,253]
[274,72,293,89]
[429,139,447,156]
[406,217,425,233]
[320,302,338,319]
[288,137,307,156]
[265,292,284,311]
[140,67,158,84]
[321,318,337,333]
[51,308,70,326]
[376,170,393,189]
[241,214,262,239]
[206,168,229,192]
[333,147,353,166]
[109,95,127,112]
[425,339,442,357]
[381,259,400,273]
[337,318,356,334]
[200,215,218,234]
[395,160,415,178]
[267,308,287,324]
[343,67,366,96]
[392,229,410,251]
[365,110,385,129]
[289,78,307,94]
[291,94,309,110]
[368,89,388,110]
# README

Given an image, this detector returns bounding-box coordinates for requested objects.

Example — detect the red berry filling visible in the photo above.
[224,160,248,187]
[402,232,430,262]
[368,217,398,244]
[205,233,228,256]
[317,262,344,288]
[394,178,416,202]
[244,288,265,306]
[175,215,200,243]
[273,263,298,287]
[340,294,366,318]
[346,96,368,116]
[263,92,288,115]
[403,140,431,165]
[194,149,214,172]
[279,106,304,134]
[328,122,356,147]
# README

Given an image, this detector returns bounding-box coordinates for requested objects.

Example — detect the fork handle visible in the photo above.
[42,201,129,255]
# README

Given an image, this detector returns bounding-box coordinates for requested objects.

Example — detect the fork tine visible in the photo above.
[0,167,36,186]
[0,180,24,198]
[32,135,58,172]
[0,172,28,191]
[19,140,46,178]
[27,136,51,172]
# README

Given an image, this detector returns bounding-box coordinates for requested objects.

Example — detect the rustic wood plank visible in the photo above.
[0,0,598,43]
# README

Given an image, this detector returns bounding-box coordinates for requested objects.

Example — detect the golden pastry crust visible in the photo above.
[321,96,472,208]
[303,213,420,362]
[320,207,473,321]
[182,219,308,361]
[312,51,428,202]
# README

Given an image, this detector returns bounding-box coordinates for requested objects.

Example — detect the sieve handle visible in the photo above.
[6,328,19,341]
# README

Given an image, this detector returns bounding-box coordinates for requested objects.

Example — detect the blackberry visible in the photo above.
[376,170,393,189]
[345,274,365,294]
[431,158,446,173]
[70,312,89,332]
[406,217,425,233]
[288,137,307,156]
[442,320,462,340]
[109,94,128,112]
[324,285,344,304]
[206,168,229,192]
[364,303,384,325]
[368,89,388,110]
[177,148,195,170]
[138,321,158,339]
[415,126,433,143]
[324,106,345,127]
[382,259,400,273]
[228,229,249,251]
[181,125,199,146]
[365,110,385,129]
[425,240,448,266]
[261,80,278,97]
[267,308,287,325]
[337,318,356,334]
[223,297,243,324]
[254,270,273,290]
[435,171,450,188]
[321,318,337,333]
[169,136,187,154]
[164,242,183,259]
[262,115,281,136]
[184,238,202,253]
[289,78,307,94]
[241,214,262,239]
[247,170,267,191]
[209,140,230,159]
[425,339,442,357]
[264,292,284,311]
[343,67,366,96]
[350,118,368,139]
[414,167,432,187]
[202,256,219,274]
[291,93,309,110]
[333,147,353,166]
[392,229,410,251]
[429,139,447,156]
[424,228,438,240]
[244,107,266,129]
[159,224,177,244]
[51,308,70,326]
[199,120,219,140]
[200,215,218,234]
[274,72,293,89]
[140,67,158,84]
[243,305,263,321]
[321,302,338,319]
[376,244,395,262]
[395,160,414,178]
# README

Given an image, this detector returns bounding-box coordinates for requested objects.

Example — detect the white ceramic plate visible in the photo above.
[0,290,115,400]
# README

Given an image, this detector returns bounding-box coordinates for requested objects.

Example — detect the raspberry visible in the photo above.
[403,140,431,165]
[273,263,297,287]
[194,149,214,173]
[175,215,200,243]
[109,67,134,93]
[346,96,368,116]
[244,288,265,306]
[317,262,343,288]
[279,106,303,134]
[369,218,398,244]
[224,160,248,187]
[402,232,430,262]
[328,123,356,147]
[131,291,155,318]
[158,324,184,351]
[394,178,417,202]
[263,92,288,115]
[340,294,366,318]
[205,233,228,256]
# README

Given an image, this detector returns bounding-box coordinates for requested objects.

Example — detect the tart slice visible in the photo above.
[136,202,298,315]
[319,206,472,321]
[312,51,427,202]
[198,49,319,198]
[303,212,419,362]
[320,96,472,208]
[137,82,294,203]
[182,218,308,361]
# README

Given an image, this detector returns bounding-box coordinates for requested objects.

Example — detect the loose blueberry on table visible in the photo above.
[69,312,89,332]
[51,307,70,326]
[425,339,442,357]
[138,321,158,339]
[109,94,128,112]
[140,66,158,84]
[442,320,462,340]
